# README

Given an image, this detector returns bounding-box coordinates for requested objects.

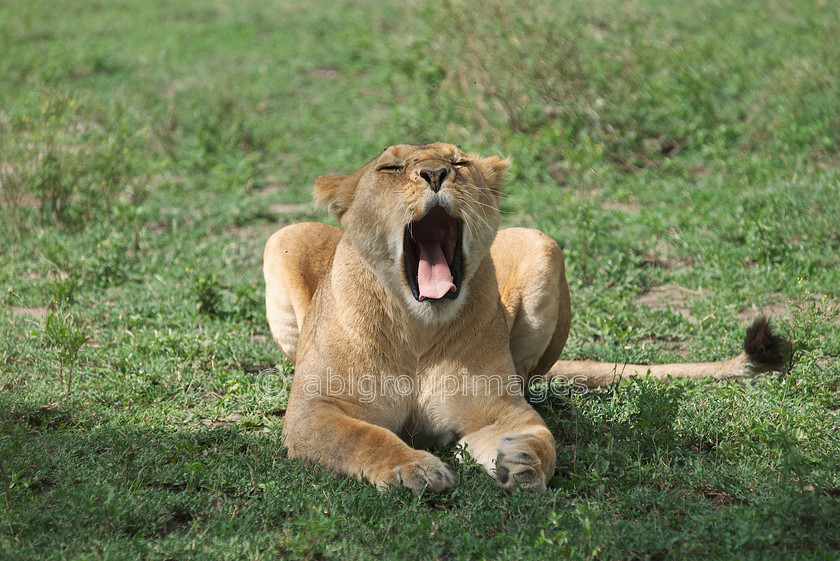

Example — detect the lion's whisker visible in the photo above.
[459,196,492,234]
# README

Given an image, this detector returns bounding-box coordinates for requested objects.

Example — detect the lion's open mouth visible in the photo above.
[403,206,463,302]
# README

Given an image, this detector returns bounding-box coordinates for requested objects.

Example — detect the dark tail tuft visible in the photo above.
[744,317,791,371]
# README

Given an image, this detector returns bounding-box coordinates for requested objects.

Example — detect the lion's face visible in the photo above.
[314,143,508,324]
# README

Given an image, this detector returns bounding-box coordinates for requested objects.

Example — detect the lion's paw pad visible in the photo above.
[495,434,547,491]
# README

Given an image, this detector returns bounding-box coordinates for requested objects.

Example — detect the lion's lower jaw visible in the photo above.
[402,287,469,326]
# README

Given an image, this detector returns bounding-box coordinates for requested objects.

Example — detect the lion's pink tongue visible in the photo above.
[417,242,455,300]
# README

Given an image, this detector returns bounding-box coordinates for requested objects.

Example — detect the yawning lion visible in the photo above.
[263,143,788,492]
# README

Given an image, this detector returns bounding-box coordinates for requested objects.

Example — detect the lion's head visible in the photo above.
[314,143,508,323]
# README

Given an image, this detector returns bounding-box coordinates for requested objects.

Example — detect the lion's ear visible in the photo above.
[314,172,359,220]
[476,155,510,191]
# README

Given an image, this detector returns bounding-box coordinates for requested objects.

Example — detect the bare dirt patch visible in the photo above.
[10,306,49,320]
[198,414,244,429]
[307,66,340,80]
[635,284,702,322]
[697,484,748,510]
[645,239,681,269]
[601,200,641,214]
[739,301,790,323]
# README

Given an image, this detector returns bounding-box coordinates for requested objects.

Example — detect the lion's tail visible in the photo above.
[546,317,791,389]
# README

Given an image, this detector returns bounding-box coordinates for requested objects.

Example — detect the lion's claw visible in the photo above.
[385,454,454,494]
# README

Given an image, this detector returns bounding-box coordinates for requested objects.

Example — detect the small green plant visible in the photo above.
[0,149,33,238]
[83,233,135,288]
[49,276,78,306]
[623,377,685,461]
[784,293,840,360]
[193,272,223,317]
[0,422,27,510]
[230,282,262,322]
[42,310,89,394]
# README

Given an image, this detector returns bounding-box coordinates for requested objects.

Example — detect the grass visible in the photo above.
[1,0,839,558]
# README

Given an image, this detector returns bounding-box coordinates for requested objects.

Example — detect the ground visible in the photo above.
[1,0,839,559]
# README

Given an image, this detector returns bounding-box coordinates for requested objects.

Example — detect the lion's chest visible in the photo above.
[358,371,463,450]
[396,408,459,450]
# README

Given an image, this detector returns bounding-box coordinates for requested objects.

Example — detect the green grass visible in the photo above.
[1,0,839,559]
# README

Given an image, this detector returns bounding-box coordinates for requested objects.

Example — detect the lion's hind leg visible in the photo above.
[491,228,572,381]
[263,222,342,364]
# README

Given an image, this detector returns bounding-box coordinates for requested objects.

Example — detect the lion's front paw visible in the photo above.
[381,453,454,494]
[495,434,551,491]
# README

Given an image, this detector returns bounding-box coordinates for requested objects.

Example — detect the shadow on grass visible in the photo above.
[1,387,839,559]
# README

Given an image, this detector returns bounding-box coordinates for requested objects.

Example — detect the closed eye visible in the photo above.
[453,160,470,168]
[377,165,403,173]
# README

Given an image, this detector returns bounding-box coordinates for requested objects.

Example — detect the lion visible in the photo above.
[263,142,788,492]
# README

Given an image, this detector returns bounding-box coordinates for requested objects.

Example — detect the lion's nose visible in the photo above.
[419,168,448,193]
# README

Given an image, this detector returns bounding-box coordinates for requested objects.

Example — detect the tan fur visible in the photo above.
[263,143,784,493]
